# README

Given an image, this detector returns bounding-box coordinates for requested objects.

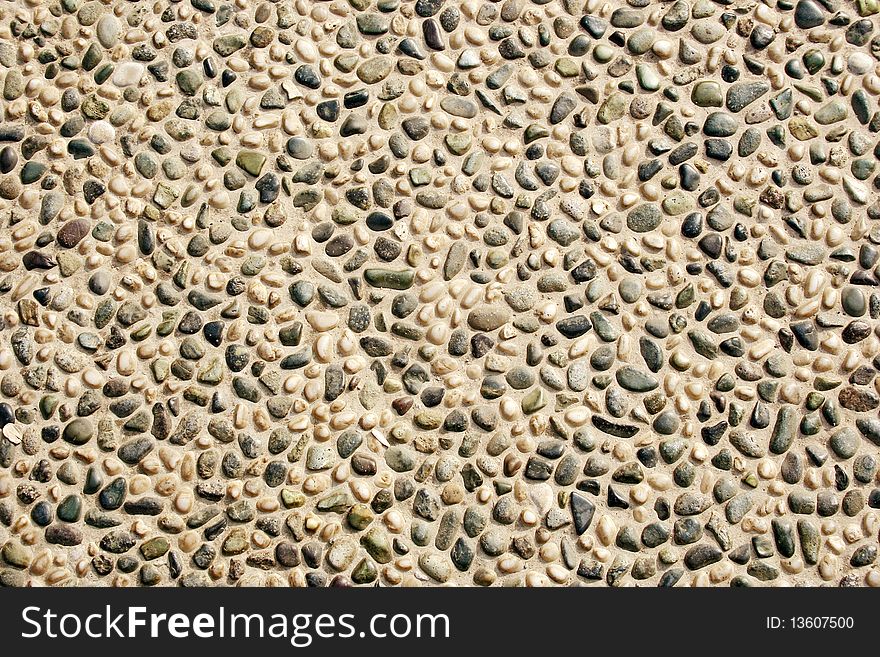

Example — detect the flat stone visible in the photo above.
[627,204,662,232]
[468,306,510,331]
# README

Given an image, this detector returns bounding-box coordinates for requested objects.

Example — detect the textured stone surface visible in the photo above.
[0,0,878,590]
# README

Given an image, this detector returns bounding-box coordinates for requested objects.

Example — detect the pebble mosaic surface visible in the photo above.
[0,0,880,588]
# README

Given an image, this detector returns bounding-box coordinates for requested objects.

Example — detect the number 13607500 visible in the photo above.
[766,616,854,630]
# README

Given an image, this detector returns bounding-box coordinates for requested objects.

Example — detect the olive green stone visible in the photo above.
[593,44,614,63]
[1,541,32,569]
[213,34,247,56]
[636,64,660,91]
[788,117,818,141]
[858,0,879,15]
[80,94,109,119]
[803,49,825,73]
[57,495,82,522]
[521,387,548,414]
[281,489,306,508]
[692,80,723,107]
[554,58,579,76]
[235,150,266,177]
[175,69,203,96]
[63,418,94,445]
[222,528,248,555]
[597,93,627,124]
[445,133,471,155]
[347,503,374,530]
[356,57,392,84]
[814,99,847,125]
[82,43,102,70]
[364,268,414,290]
[361,527,392,563]
[140,537,170,560]
[351,558,378,583]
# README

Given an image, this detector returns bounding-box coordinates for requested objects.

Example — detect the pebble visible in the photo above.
[0,0,873,590]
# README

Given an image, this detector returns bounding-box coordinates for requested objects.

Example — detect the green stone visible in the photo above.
[57,495,82,522]
[554,58,579,77]
[734,195,757,216]
[94,63,113,85]
[197,357,223,385]
[788,116,818,141]
[135,152,158,178]
[802,49,825,74]
[627,204,662,232]
[814,99,847,124]
[361,527,392,563]
[346,503,374,530]
[521,387,548,414]
[692,80,723,107]
[364,268,414,290]
[205,111,230,131]
[770,89,793,120]
[815,377,841,391]
[524,123,549,143]
[211,147,232,166]
[80,94,109,119]
[769,406,797,454]
[445,133,471,155]
[316,492,353,513]
[20,161,46,184]
[213,34,247,56]
[281,489,306,508]
[858,0,879,16]
[129,324,152,342]
[236,150,266,177]
[140,537,170,560]
[409,168,431,186]
[81,43,102,71]
[852,158,876,180]
[152,183,179,209]
[687,330,718,359]
[351,558,378,584]
[616,366,659,392]
[63,418,93,445]
[175,69,203,96]
[335,53,359,73]
[792,81,822,102]
[597,93,627,124]
[593,44,614,62]
[805,392,825,411]
[39,395,59,420]
[356,13,388,34]
[636,64,660,91]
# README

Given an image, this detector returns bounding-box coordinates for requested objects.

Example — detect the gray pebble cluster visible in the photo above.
[0,0,880,587]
